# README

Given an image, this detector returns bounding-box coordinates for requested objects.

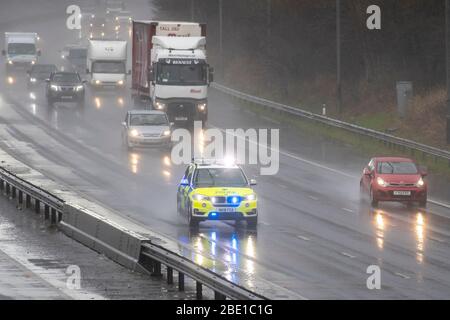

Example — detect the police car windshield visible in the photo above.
[194,168,248,187]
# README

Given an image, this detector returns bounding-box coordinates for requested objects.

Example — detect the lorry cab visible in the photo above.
[149,36,212,126]
[131,21,214,128]
[2,32,40,71]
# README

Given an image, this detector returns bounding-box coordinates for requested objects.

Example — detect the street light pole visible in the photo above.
[219,0,223,80]
[446,0,450,143]
[336,0,342,116]
[267,0,271,39]
[191,0,195,21]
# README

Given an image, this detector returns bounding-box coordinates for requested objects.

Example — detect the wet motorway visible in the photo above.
[0,0,450,299]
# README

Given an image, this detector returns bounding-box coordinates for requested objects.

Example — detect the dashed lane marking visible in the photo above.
[340,252,356,259]
[395,272,411,279]
[297,235,311,241]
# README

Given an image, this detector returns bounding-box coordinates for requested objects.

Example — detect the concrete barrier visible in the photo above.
[60,202,149,273]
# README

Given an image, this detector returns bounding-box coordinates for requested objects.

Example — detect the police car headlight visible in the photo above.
[75,85,84,91]
[30,78,37,83]
[117,80,124,85]
[129,129,139,137]
[31,60,35,65]
[246,194,256,201]
[7,60,13,65]
[193,194,209,201]
[155,101,166,110]
[95,80,101,85]
[162,130,171,137]
[50,84,60,91]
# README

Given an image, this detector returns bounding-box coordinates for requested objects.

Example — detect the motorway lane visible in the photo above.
[1,1,450,299]
[3,71,450,299]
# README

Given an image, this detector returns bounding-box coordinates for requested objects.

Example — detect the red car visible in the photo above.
[360,157,427,207]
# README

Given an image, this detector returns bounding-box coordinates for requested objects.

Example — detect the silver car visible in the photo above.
[121,110,172,150]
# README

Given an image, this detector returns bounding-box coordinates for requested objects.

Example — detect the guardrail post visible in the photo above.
[35,200,40,214]
[167,267,173,284]
[57,211,62,222]
[25,195,31,208]
[0,179,3,192]
[11,186,16,199]
[196,282,203,300]
[178,272,185,291]
[5,183,10,196]
[44,205,50,220]
[18,190,23,204]
[151,261,162,277]
[50,208,57,224]
[214,291,226,300]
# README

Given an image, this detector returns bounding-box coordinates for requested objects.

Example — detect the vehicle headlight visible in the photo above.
[197,103,207,112]
[416,177,425,188]
[50,84,60,91]
[193,194,210,201]
[31,60,35,65]
[377,177,388,187]
[246,194,256,201]
[155,101,166,110]
[30,78,37,82]
[95,80,101,85]
[117,80,124,85]
[7,60,13,65]
[75,85,84,91]
[162,130,171,137]
[129,129,139,137]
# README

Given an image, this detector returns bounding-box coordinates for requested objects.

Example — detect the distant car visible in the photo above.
[121,110,172,150]
[45,72,86,108]
[27,64,57,89]
[177,159,258,229]
[360,157,427,207]
[63,47,87,73]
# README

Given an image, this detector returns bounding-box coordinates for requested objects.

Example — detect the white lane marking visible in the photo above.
[342,208,354,214]
[429,199,450,210]
[308,195,319,201]
[297,235,310,241]
[428,236,446,243]
[259,221,270,226]
[261,115,281,125]
[277,183,288,189]
[340,252,356,259]
[214,126,357,179]
[394,272,411,279]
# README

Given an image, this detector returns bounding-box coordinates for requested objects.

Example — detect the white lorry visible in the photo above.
[131,21,214,126]
[2,32,40,71]
[86,39,129,90]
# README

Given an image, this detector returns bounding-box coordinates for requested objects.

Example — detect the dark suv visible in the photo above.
[46,72,86,108]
